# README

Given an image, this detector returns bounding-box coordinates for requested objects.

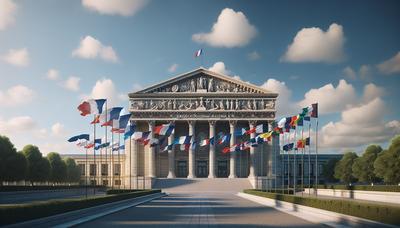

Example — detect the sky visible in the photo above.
[0,0,399,155]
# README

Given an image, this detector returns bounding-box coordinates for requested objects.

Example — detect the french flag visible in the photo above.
[132,131,150,141]
[194,49,202,57]
[176,135,192,145]
[100,107,123,127]
[154,124,174,136]
[218,134,231,145]
[111,114,132,132]
[77,99,106,116]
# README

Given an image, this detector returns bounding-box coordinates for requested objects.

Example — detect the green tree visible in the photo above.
[47,152,67,183]
[0,135,27,183]
[352,145,382,184]
[334,152,358,184]
[374,135,400,184]
[22,145,50,184]
[322,158,339,183]
[64,158,81,183]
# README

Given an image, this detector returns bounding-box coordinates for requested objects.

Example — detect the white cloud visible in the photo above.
[72,35,118,62]
[343,65,372,80]
[209,61,230,75]
[168,63,178,73]
[362,83,384,102]
[2,48,29,67]
[46,69,59,80]
[247,51,261,60]
[0,0,17,30]
[62,76,80,91]
[377,51,400,75]
[260,79,298,116]
[282,23,345,63]
[298,79,357,114]
[0,116,36,135]
[0,85,35,106]
[320,98,400,149]
[51,122,66,137]
[192,8,257,48]
[82,0,149,16]
[82,78,125,106]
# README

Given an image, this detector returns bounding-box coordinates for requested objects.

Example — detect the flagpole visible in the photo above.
[281,133,285,194]
[105,100,108,188]
[287,132,290,195]
[118,132,121,189]
[301,125,304,196]
[315,118,319,196]
[293,127,297,195]
[129,133,132,190]
[93,118,97,196]
[308,121,311,195]
[85,147,88,199]
[111,131,114,190]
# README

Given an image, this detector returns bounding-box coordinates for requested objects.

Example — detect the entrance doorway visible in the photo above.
[196,161,208,177]
[176,161,187,177]
[217,160,228,177]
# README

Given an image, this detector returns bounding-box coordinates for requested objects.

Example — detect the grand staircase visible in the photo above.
[153,178,252,194]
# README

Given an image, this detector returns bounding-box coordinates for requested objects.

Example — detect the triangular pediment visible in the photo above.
[133,67,272,94]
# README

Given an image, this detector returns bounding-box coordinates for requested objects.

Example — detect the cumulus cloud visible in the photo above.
[72,35,118,62]
[62,76,80,91]
[192,8,257,48]
[343,65,372,80]
[343,66,356,80]
[82,78,125,106]
[362,83,384,102]
[209,61,230,75]
[298,79,357,114]
[260,79,298,116]
[377,51,400,75]
[82,0,149,16]
[0,85,35,106]
[0,0,17,30]
[320,98,400,149]
[2,48,29,67]
[282,23,345,63]
[0,116,36,135]
[51,122,66,137]
[46,69,59,80]
[247,51,261,60]
[168,63,178,73]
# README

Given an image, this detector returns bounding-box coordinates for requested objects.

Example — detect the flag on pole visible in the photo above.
[124,122,136,139]
[305,137,310,146]
[132,131,150,141]
[255,124,264,134]
[154,124,174,136]
[245,127,256,135]
[68,134,90,142]
[175,135,192,145]
[234,128,247,136]
[277,118,287,128]
[111,114,132,132]
[194,49,202,57]
[77,99,106,116]
[100,107,123,126]
[218,134,231,144]
[163,144,173,152]
[297,139,306,149]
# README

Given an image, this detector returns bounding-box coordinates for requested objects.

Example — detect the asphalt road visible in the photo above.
[0,188,105,204]
[78,191,324,227]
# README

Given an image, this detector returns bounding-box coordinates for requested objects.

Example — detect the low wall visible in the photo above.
[305,188,400,205]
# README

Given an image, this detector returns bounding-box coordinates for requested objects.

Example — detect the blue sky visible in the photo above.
[0,0,399,155]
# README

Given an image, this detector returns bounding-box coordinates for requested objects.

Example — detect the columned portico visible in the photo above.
[127,67,278,188]
[229,120,237,178]
[208,120,216,178]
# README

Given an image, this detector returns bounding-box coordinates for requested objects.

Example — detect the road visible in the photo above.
[0,188,105,204]
[77,191,323,227]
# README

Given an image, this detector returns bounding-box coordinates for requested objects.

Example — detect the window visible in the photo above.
[101,164,108,176]
[102,180,108,186]
[78,164,85,176]
[310,164,314,176]
[298,163,302,175]
[90,164,96,176]
[115,179,121,185]
[114,164,121,176]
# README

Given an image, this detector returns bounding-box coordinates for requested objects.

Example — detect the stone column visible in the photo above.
[148,121,156,178]
[187,121,196,178]
[248,121,257,178]
[167,121,176,178]
[229,120,237,178]
[208,120,216,178]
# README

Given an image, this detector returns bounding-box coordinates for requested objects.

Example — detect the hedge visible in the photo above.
[106,189,144,195]
[0,189,161,225]
[244,189,400,226]
[315,185,400,192]
[0,185,106,192]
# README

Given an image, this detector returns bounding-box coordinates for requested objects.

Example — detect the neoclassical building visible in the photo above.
[124,67,279,188]
[65,68,282,188]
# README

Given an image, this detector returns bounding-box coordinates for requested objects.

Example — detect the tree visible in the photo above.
[47,152,67,183]
[0,135,27,183]
[352,145,382,184]
[64,157,81,183]
[374,135,400,184]
[322,158,339,183]
[22,145,50,184]
[334,152,358,184]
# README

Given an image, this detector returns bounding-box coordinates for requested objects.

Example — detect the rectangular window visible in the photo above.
[78,164,85,176]
[101,164,108,176]
[90,164,96,176]
[298,163,302,175]
[115,179,121,185]
[311,164,314,176]
[114,164,121,176]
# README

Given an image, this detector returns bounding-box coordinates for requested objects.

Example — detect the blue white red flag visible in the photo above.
[100,107,123,126]
[77,99,106,116]
[111,113,132,132]
[194,49,202,57]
